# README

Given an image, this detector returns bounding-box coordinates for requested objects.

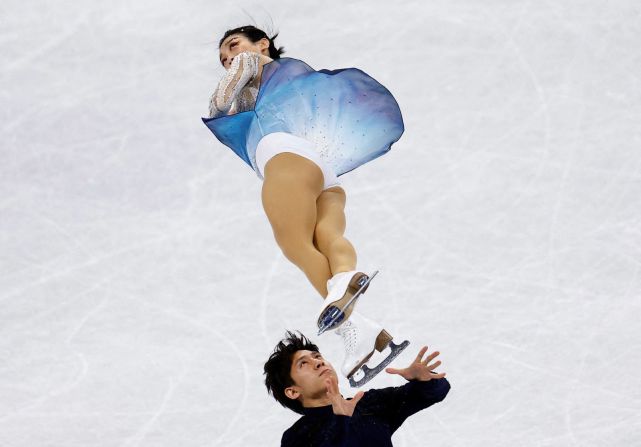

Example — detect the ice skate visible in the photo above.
[335,311,410,388]
[317,270,378,336]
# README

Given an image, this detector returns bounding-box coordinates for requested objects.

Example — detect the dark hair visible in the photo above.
[264,331,319,414]
[219,25,285,60]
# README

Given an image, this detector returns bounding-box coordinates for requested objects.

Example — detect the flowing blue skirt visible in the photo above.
[202,57,404,177]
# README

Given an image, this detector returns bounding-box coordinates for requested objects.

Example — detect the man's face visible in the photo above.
[285,350,337,404]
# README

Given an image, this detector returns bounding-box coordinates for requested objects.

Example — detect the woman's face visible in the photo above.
[219,34,269,70]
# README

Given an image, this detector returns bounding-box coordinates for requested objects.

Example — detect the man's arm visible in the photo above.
[369,346,451,432]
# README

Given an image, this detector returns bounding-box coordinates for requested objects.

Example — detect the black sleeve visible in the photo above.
[365,377,451,433]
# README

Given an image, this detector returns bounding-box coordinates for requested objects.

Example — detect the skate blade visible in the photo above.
[317,270,378,336]
[345,329,393,378]
[348,339,410,388]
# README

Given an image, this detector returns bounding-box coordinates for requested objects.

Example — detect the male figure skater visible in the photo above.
[264,332,451,446]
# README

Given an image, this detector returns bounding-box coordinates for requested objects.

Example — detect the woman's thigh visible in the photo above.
[261,153,325,239]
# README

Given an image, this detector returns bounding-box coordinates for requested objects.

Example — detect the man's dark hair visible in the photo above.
[264,331,319,414]
[219,25,285,60]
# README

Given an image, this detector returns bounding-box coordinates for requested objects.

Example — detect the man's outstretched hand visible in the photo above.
[385,346,446,381]
[325,374,364,417]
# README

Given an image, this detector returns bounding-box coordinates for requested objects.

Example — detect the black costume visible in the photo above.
[281,378,451,447]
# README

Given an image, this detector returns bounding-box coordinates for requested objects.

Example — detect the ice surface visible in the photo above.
[1,0,640,445]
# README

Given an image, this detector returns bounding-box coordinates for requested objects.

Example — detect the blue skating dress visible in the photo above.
[202,57,404,177]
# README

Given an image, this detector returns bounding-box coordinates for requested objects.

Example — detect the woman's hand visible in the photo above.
[230,51,271,69]
[385,346,446,382]
[231,51,272,86]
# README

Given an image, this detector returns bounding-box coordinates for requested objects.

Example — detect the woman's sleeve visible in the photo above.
[208,51,261,118]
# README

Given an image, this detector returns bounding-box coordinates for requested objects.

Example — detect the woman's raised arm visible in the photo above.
[208,51,264,118]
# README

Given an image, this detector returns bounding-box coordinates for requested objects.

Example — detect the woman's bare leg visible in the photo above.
[314,187,357,275]
[261,153,332,297]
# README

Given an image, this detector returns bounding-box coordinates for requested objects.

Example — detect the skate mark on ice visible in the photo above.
[259,250,282,351]
[481,3,552,156]
[1,272,115,336]
[0,352,89,423]
[65,292,111,344]
[136,300,251,447]
[5,13,88,72]
[120,374,184,447]
[0,234,168,305]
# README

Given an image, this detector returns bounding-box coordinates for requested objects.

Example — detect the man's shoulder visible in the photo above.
[281,414,324,446]
[283,414,307,435]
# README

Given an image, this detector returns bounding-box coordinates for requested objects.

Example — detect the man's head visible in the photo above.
[264,331,337,414]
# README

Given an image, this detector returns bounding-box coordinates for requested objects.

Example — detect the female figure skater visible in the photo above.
[203,26,406,384]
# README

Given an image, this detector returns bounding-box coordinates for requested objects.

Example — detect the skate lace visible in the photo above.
[339,321,358,354]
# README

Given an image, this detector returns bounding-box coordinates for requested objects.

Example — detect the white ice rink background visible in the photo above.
[2,0,640,445]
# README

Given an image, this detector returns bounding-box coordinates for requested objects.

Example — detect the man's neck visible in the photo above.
[302,395,332,408]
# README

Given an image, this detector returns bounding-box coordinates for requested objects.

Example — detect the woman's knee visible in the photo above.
[276,235,315,264]
[317,187,346,208]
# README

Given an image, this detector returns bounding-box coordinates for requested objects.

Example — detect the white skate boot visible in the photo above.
[317,270,378,335]
[335,311,410,388]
